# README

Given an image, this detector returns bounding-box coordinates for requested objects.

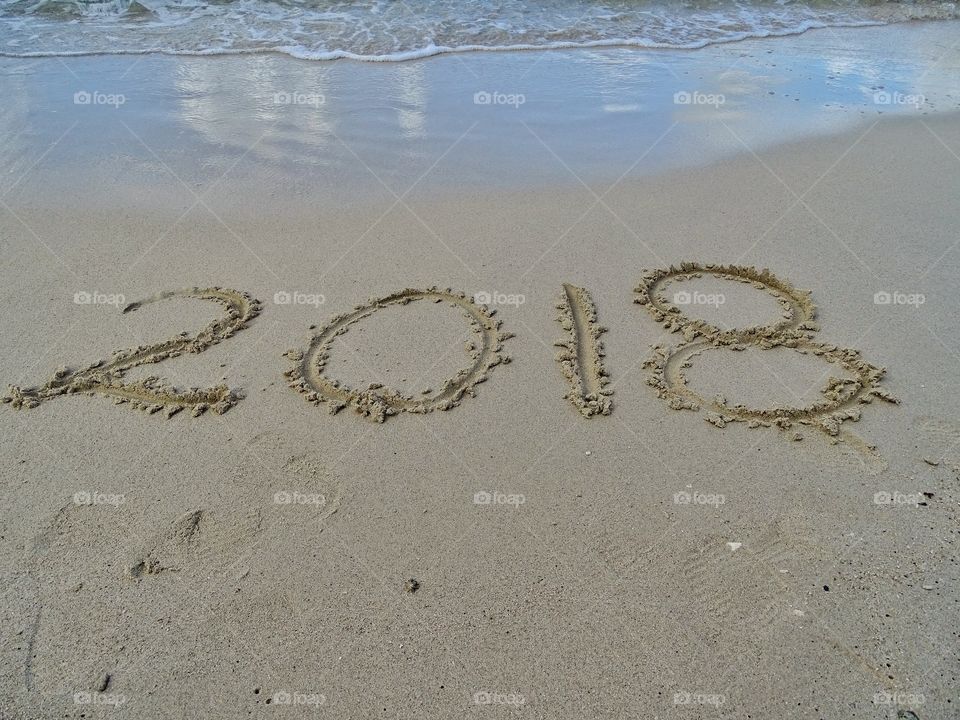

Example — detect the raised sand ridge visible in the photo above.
[4,287,260,417]
[634,263,898,438]
[554,283,612,417]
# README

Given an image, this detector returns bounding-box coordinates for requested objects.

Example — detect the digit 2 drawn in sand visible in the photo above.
[284,287,513,422]
[555,284,612,417]
[634,263,898,437]
[4,287,261,417]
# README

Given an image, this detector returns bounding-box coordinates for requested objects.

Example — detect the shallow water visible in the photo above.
[3,21,957,209]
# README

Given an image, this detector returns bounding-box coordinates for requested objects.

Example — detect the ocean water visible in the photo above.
[0,0,958,61]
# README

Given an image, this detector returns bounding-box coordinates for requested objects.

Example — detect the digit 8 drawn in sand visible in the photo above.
[4,287,261,418]
[634,263,898,437]
[284,287,513,423]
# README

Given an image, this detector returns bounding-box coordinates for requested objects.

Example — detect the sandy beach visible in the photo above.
[1,15,959,720]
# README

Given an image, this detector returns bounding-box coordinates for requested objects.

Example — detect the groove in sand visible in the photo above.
[284,287,513,423]
[635,263,898,439]
[634,262,818,344]
[4,287,261,417]
[555,283,612,417]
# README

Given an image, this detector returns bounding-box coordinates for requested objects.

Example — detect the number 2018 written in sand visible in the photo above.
[5,264,898,441]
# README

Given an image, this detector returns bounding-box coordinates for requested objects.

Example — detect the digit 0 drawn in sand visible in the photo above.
[4,287,260,417]
[555,284,612,417]
[634,263,898,439]
[284,287,513,422]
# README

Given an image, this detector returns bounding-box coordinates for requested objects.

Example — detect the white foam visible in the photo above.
[0,21,894,62]
[0,0,956,62]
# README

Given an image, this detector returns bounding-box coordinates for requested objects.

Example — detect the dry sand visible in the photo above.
[1,54,959,719]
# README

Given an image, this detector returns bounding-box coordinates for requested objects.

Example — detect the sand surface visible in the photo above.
[2,32,959,720]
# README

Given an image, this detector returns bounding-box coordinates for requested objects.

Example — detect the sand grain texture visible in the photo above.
[554,284,613,417]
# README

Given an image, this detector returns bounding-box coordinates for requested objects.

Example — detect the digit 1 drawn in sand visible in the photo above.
[634,263,898,440]
[554,284,612,417]
[4,287,261,417]
[284,287,513,423]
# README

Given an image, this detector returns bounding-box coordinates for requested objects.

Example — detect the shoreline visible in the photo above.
[0,18,894,62]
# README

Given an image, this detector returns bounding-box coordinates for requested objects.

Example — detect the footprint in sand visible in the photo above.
[21,500,264,700]
[126,507,264,579]
[271,453,343,521]
[677,523,809,634]
[241,431,343,520]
